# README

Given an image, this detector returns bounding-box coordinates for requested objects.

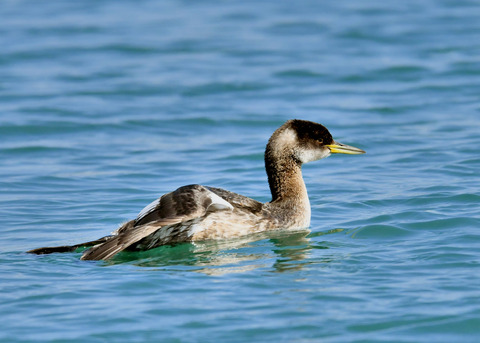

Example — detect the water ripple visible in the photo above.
[1,0,480,342]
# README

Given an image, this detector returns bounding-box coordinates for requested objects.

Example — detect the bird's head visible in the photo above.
[267,119,365,165]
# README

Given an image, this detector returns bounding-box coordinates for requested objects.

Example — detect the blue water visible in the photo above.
[1,0,480,342]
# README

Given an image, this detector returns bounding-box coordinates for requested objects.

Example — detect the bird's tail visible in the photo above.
[27,236,112,255]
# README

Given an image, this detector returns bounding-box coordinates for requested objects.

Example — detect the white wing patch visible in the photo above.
[136,198,160,221]
[188,191,234,236]
[206,191,234,212]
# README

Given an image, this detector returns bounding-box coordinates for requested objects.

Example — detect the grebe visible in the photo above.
[28,119,365,260]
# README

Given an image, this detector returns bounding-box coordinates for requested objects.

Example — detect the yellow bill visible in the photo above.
[327,141,365,155]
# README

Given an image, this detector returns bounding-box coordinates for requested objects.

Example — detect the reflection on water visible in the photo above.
[107,228,345,275]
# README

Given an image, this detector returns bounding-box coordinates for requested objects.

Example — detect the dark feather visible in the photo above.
[80,218,186,260]
[81,185,234,260]
[27,236,112,255]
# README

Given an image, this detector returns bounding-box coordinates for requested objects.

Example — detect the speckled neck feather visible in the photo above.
[265,141,305,203]
[265,123,303,203]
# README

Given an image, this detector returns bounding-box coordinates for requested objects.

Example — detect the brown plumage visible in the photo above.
[27,119,365,260]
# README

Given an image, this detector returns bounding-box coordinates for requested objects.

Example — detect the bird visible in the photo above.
[28,119,365,260]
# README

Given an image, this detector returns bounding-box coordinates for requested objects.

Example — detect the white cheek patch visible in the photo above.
[296,147,331,163]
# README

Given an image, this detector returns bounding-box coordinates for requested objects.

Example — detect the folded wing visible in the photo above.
[81,185,234,260]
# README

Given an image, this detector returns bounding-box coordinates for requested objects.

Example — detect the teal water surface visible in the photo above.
[1,1,480,342]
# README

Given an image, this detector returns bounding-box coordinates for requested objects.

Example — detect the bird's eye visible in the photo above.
[317,139,323,144]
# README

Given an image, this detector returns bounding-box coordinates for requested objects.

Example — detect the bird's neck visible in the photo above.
[264,150,311,227]
[264,142,310,211]
[263,127,312,227]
